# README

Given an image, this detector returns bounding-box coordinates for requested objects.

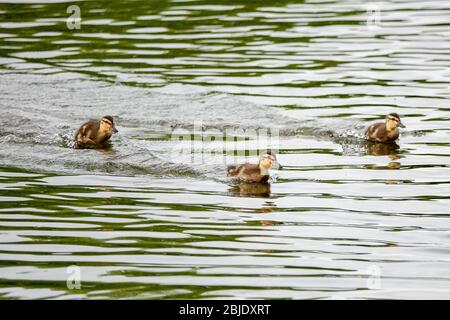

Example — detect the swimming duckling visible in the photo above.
[365,113,405,143]
[75,115,118,146]
[227,150,279,183]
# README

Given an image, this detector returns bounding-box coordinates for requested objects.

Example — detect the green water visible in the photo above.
[0,0,449,299]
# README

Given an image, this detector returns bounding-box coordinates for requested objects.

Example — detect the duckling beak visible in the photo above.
[113,124,118,134]
[398,122,405,128]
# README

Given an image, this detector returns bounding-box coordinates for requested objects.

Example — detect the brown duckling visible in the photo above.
[227,150,280,183]
[365,113,405,143]
[75,115,118,146]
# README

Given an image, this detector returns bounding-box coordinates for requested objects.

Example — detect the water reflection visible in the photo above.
[228,182,271,198]
[363,141,402,177]
[364,141,400,159]
[74,141,115,153]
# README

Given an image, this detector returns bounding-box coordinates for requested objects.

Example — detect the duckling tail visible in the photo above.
[227,165,238,176]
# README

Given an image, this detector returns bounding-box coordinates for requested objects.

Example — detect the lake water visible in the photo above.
[0,0,449,299]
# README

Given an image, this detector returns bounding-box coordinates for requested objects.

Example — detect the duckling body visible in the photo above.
[227,163,270,183]
[75,115,118,146]
[365,122,399,143]
[227,151,279,183]
[365,113,405,143]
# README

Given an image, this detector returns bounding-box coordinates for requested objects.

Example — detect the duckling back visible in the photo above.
[228,163,269,183]
[365,122,398,143]
[75,119,113,145]
[227,165,240,176]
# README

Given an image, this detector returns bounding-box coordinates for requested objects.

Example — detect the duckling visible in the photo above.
[75,115,118,146]
[227,150,280,183]
[365,113,405,143]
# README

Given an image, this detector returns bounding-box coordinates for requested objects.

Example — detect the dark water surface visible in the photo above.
[0,0,449,299]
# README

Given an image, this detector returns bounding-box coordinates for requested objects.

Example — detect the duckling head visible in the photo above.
[259,150,281,170]
[385,113,405,131]
[100,115,118,135]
